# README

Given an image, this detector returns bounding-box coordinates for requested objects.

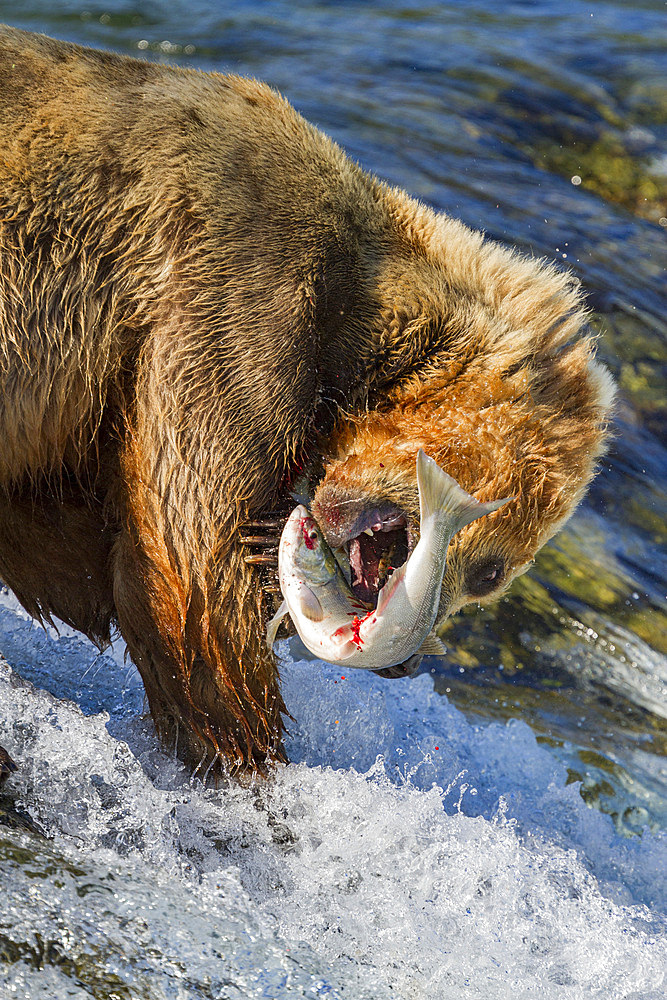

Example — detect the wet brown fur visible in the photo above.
[0,27,614,774]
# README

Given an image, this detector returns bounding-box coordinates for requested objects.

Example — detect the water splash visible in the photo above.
[0,625,665,997]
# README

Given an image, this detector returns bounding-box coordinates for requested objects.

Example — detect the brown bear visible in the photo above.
[0,25,614,776]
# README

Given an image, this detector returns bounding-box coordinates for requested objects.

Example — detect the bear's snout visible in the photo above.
[311,483,411,605]
[312,486,406,550]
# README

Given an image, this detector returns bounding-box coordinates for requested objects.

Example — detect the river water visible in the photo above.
[0,1,665,997]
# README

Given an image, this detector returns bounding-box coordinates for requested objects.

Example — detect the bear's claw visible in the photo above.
[240,517,282,577]
[239,535,279,546]
[240,519,283,594]
[240,518,284,531]
[244,553,278,566]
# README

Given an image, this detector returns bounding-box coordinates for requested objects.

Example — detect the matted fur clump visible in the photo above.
[0,26,613,775]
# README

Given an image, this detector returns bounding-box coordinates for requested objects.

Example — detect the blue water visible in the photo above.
[0,2,665,996]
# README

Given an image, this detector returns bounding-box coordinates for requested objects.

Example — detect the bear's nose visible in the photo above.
[310,488,366,548]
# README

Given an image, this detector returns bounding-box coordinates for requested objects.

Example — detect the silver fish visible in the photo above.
[267,450,511,670]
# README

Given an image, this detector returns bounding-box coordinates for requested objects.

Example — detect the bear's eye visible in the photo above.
[465,557,505,597]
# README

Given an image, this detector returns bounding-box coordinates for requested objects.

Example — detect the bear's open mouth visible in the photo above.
[334,512,411,606]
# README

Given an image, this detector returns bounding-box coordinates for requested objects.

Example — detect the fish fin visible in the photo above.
[416,449,512,533]
[295,586,325,622]
[375,561,407,616]
[419,632,447,657]
[266,600,289,651]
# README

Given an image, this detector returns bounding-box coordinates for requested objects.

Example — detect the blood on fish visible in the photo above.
[300,518,318,550]
[348,609,377,650]
[331,606,376,650]
[350,615,364,649]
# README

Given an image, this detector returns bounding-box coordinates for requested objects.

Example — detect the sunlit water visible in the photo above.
[0,1,665,996]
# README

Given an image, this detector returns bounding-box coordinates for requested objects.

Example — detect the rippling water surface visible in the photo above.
[0,1,665,997]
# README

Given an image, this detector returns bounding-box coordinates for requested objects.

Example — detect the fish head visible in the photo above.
[279,504,340,589]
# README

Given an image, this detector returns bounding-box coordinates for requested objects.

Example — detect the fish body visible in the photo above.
[268,506,365,663]
[268,450,510,669]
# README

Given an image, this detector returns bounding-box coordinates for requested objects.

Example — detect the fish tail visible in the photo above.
[416,449,511,532]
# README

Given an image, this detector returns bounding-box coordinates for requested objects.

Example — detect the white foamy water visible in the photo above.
[0,591,665,999]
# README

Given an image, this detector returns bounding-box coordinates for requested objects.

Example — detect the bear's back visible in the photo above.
[0,26,386,485]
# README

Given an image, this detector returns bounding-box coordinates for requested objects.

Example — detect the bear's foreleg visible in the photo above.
[113,416,287,776]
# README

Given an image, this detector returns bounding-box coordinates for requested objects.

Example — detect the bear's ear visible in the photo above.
[464,555,506,597]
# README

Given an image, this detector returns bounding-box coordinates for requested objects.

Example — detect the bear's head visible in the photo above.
[312,329,614,645]
[307,204,615,659]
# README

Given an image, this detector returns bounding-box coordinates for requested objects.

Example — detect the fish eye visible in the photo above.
[300,519,320,549]
[465,556,505,597]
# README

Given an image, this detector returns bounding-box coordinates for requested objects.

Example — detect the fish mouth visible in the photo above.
[333,509,413,607]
